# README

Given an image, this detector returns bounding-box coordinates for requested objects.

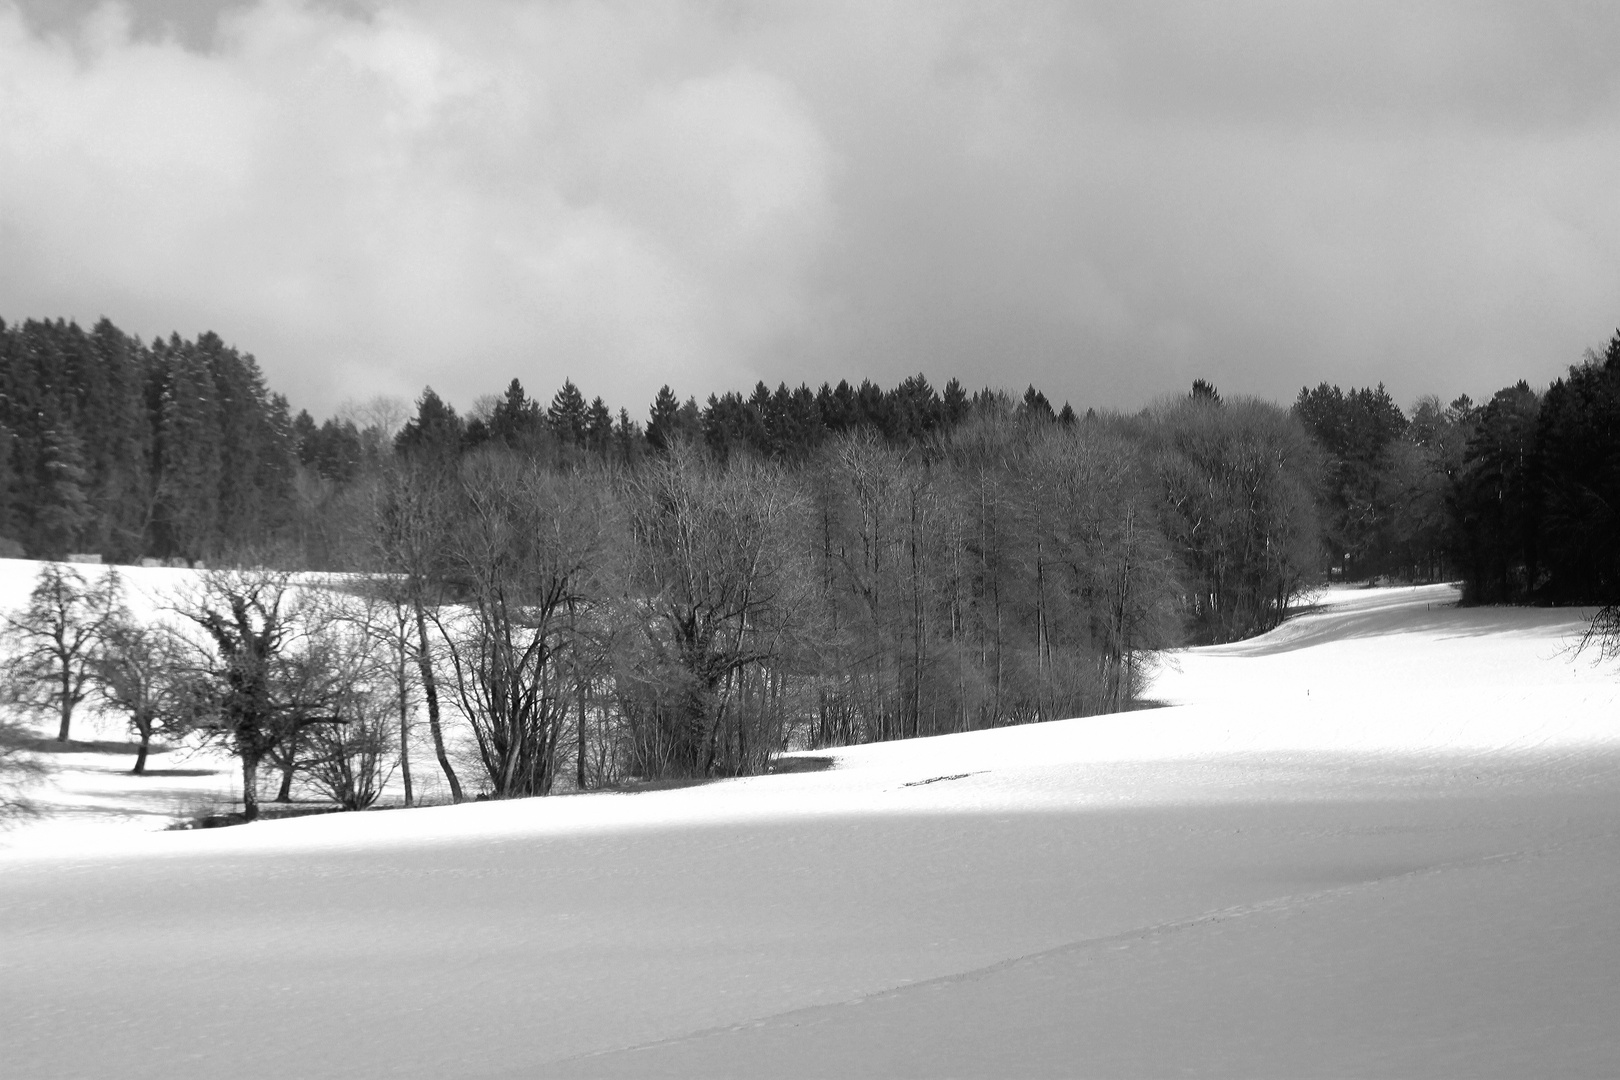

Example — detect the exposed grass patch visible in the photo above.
[20,736,173,755]
[767,755,834,774]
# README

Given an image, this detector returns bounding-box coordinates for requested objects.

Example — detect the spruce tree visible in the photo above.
[153,336,224,560]
[548,379,587,446]
[585,396,613,454]
[35,425,91,557]
[395,388,465,461]
[490,379,544,449]
[647,385,681,452]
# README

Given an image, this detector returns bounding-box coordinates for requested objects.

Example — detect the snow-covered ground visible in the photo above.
[3,580,1618,1077]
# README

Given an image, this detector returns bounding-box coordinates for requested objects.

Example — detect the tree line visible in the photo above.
[0,380,1320,815]
[0,317,295,564]
[1291,328,1620,606]
[3,312,1617,815]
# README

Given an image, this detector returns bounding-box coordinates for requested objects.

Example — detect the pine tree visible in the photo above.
[1453,382,1541,602]
[1019,386,1055,423]
[83,318,152,560]
[547,379,587,447]
[395,388,465,461]
[614,407,643,465]
[35,424,91,557]
[490,379,545,449]
[942,379,970,426]
[1534,332,1620,603]
[585,396,613,454]
[647,385,681,452]
[153,336,223,561]
[202,335,294,555]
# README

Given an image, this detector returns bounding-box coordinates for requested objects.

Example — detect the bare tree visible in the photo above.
[370,595,420,806]
[0,718,49,823]
[175,569,349,821]
[1579,605,1620,663]
[338,394,410,463]
[373,459,464,802]
[1026,424,1180,715]
[296,606,398,810]
[92,618,189,774]
[1152,397,1321,643]
[617,446,812,778]
[433,456,613,797]
[0,563,126,742]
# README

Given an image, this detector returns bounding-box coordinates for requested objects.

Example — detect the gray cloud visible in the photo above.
[2,0,1617,419]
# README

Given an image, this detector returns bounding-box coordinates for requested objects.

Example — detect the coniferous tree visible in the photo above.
[584,396,614,455]
[83,319,153,560]
[395,388,465,461]
[613,408,643,466]
[1019,386,1055,424]
[35,425,92,557]
[646,385,682,452]
[548,379,587,447]
[941,379,970,426]
[1293,382,1408,578]
[1533,333,1620,603]
[152,336,224,560]
[489,379,545,451]
[1453,382,1541,603]
[887,374,941,442]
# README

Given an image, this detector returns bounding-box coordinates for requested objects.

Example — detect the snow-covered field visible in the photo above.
[3,579,1619,1078]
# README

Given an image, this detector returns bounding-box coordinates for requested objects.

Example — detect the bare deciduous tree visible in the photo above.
[617,447,812,777]
[373,459,465,803]
[0,563,126,742]
[296,609,398,810]
[1579,605,1620,664]
[176,569,350,821]
[0,718,49,823]
[92,618,189,774]
[434,456,613,797]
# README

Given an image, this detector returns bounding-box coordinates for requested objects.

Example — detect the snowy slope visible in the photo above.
[3,581,1619,1078]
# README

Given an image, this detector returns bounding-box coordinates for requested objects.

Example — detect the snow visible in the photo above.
[3,575,1619,1078]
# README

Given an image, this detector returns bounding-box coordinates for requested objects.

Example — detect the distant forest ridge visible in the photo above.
[3,315,1618,613]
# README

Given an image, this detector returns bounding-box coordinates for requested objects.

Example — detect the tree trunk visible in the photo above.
[132,726,151,775]
[276,728,298,802]
[240,752,261,821]
[572,600,586,792]
[415,602,463,803]
[56,695,72,743]
[576,672,588,791]
[397,632,414,808]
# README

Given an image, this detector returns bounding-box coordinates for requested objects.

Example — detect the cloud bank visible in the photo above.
[3,0,1618,418]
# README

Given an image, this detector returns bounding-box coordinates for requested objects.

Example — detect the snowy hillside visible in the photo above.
[3,579,1619,1078]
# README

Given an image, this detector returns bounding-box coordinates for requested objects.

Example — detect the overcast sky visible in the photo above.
[3,0,1618,420]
